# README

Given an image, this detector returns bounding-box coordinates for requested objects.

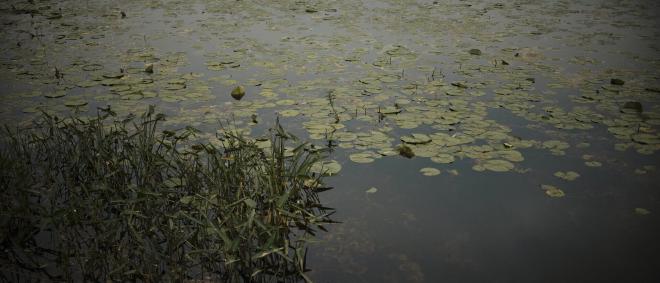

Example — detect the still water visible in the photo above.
[1,0,659,281]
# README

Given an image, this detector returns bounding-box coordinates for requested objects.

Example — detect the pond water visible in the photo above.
[1,0,659,281]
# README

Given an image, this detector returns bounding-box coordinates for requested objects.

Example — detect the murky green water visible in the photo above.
[1,0,659,281]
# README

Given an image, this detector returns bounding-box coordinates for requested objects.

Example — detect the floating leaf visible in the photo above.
[380,106,401,114]
[310,160,342,176]
[542,185,564,198]
[481,159,514,172]
[64,99,88,107]
[631,133,660,145]
[431,153,455,164]
[45,91,67,98]
[279,109,300,117]
[420,167,441,176]
[349,152,376,164]
[584,161,602,167]
[634,208,650,215]
[554,171,580,181]
[401,133,431,144]
[365,187,378,194]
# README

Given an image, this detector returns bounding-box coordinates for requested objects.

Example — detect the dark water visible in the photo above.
[310,149,660,282]
[1,0,659,281]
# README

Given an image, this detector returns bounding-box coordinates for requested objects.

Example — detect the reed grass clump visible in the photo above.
[0,106,334,282]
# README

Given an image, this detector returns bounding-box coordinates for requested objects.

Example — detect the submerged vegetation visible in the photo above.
[0,106,334,282]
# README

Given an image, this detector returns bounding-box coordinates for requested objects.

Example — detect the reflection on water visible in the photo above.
[1,0,659,281]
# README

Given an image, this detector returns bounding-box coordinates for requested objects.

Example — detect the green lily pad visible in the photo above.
[64,99,88,107]
[378,148,399,156]
[634,208,650,215]
[554,171,580,181]
[334,132,357,142]
[431,153,455,164]
[121,94,143,100]
[255,140,271,149]
[481,159,514,172]
[542,140,570,150]
[380,106,402,114]
[45,91,67,98]
[631,133,659,145]
[279,109,300,117]
[379,75,399,83]
[498,150,524,162]
[542,184,565,198]
[420,167,441,176]
[142,91,158,98]
[401,133,432,144]
[310,160,342,176]
[349,152,377,164]
[276,99,296,106]
[584,161,602,167]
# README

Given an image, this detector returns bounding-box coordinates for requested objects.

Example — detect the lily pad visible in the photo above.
[45,91,67,98]
[584,161,602,167]
[310,160,342,176]
[481,159,514,172]
[554,171,580,181]
[349,152,377,164]
[634,208,650,215]
[430,153,455,164]
[64,99,88,107]
[279,109,300,117]
[631,133,660,145]
[542,184,565,198]
[380,106,402,114]
[420,167,441,176]
[401,133,431,144]
[365,187,378,194]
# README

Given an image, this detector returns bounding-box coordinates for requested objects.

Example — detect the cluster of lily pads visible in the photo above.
[0,0,658,203]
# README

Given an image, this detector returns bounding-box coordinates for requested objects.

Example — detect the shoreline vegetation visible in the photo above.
[0,106,335,282]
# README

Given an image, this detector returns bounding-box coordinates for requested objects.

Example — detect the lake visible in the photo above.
[1,0,659,281]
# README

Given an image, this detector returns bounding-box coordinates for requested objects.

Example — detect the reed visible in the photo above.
[0,106,335,282]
